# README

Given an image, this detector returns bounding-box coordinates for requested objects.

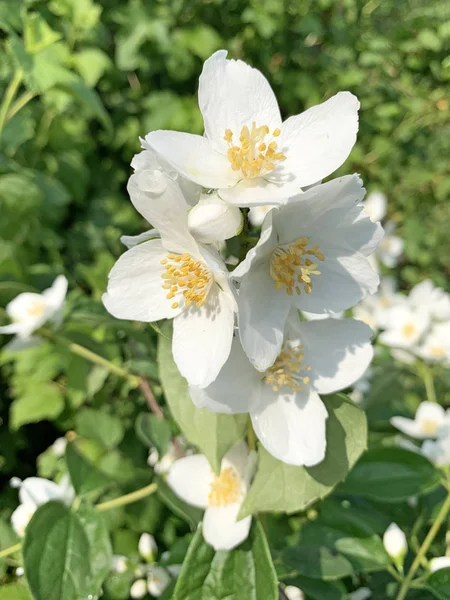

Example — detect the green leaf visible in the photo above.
[282,576,346,600]
[23,501,92,600]
[157,329,248,473]
[156,476,203,530]
[77,505,113,595]
[75,407,125,449]
[341,447,440,502]
[24,13,62,54]
[427,568,450,600]
[65,442,110,495]
[10,383,65,430]
[136,413,172,455]
[240,394,367,517]
[0,583,32,600]
[59,80,113,134]
[173,521,278,600]
[72,48,110,86]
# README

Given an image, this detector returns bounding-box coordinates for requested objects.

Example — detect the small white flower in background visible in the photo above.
[145,50,359,207]
[147,566,171,597]
[190,314,373,467]
[232,175,382,370]
[349,366,374,403]
[377,221,404,268]
[248,205,273,227]
[103,170,237,388]
[418,322,450,364]
[379,304,429,350]
[383,523,407,568]
[349,588,372,600]
[364,191,387,223]
[168,442,254,550]
[51,437,67,458]
[139,533,158,563]
[409,279,450,322]
[0,275,68,349]
[130,578,148,599]
[15,567,24,578]
[422,436,450,467]
[430,556,450,573]
[391,401,449,439]
[147,438,187,475]
[283,585,304,600]
[353,276,405,333]
[10,476,75,537]
[111,555,128,574]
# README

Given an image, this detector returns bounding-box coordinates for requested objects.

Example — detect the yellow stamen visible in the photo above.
[401,323,416,338]
[224,122,286,179]
[270,238,325,296]
[264,343,312,392]
[208,467,241,506]
[421,419,439,435]
[161,253,212,309]
[27,301,46,317]
[430,346,446,358]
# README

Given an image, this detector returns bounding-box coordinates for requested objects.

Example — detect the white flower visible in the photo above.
[51,437,67,457]
[147,438,185,475]
[103,170,237,388]
[139,533,158,562]
[422,436,450,467]
[409,280,450,322]
[232,175,381,370]
[111,555,128,574]
[383,523,407,566]
[353,277,405,332]
[190,315,373,467]
[10,476,75,537]
[377,221,404,268]
[0,275,68,345]
[284,585,304,600]
[391,401,449,440]
[349,588,372,600]
[430,556,450,573]
[167,442,254,550]
[147,566,171,597]
[130,578,147,599]
[145,50,359,207]
[364,191,387,223]
[417,322,450,364]
[379,304,429,350]
[248,205,273,227]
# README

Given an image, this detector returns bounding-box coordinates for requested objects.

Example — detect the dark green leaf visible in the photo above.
[10,383,65,430]
[282,576,346,600]
[427,568,450,600]
[156,476,203,530]
[77,504,113,595]
[75,407,125,449]
[65,442,110,495]
[136,412,172,455]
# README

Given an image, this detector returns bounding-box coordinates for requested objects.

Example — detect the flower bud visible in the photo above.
[138,533,158,562]
[130,578,147,599]
[430,556,450,573]
[111,555,128,574]
[383,523,407,567]
[284,585,304,600]
[188,193,242,244]
[349,588,372,600]
[147,566,171,597]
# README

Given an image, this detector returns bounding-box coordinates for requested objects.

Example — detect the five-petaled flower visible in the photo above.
[145,50,359,207]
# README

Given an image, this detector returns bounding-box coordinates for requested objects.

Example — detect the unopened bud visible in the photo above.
[138,533,157,562]
[383,523,407,568]
[130,578,147,599]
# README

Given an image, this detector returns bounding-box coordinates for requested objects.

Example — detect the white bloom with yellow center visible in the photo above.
[147,566,171,597]
[10,476,74,537]
[353,277,406,332]
[145,50,359,207]
[103,171,237,388]
[417,322,450,364]
[391,401,449,440]
[0,275,68,344]
[167,442,253,551]
[379,304,429,350]
[190,315,373,466]
[409,279,450,322]
[232,175,382,370]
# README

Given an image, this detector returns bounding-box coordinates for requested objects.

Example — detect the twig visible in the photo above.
[139,376,164,419]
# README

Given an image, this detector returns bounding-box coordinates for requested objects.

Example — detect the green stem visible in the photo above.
[0,482,158,559]
[395,493,450,600]
[96,482,157,512]
[0,71,22,141]
[247,419,257,452]
[417,361,437,403]
[387,565,403,583]
[42,330,140,388]
[0,543,21,559]
[6,90,37,121]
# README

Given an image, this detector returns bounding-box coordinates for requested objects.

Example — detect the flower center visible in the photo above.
[27,300,46,317]
[264,343,312,392]
[208,467,241,506]
[223,122,286,179]
[421,419,439,435]
[401,323,416,338]
[160,253,212,309]
[270,238,325,296]
[430,346,446,358]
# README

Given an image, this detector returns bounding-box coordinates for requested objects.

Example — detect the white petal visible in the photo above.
[203,503,252,551]
[277,92,359,188]
[0,323,23,335]
[364,191,387,222]
[390,417,427,439]
[128,171,199,256]
[251,386,328,467]
[11,503,36,537]
[19,477,66,506]
[42,275,68,311]
[219,177,300,207]
[167,454,213,508]
[430,557,450,573]
[144,131,236,189]
[189,337,260,414]
[188,193,243,243]
[237,261,291,371]
[199,50,281,147]
[232,208,278,280]
[103,240,180,322]
[3,336,43,352]
[222,441,250,483]
[121,229,159,249]
[172,286,235,388]
[416,402,446,425]
[293,318,374,394]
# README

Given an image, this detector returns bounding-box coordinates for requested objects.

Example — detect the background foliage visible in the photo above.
[0,0,449,599]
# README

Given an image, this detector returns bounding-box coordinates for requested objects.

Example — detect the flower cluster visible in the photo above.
[103,50,381,472]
